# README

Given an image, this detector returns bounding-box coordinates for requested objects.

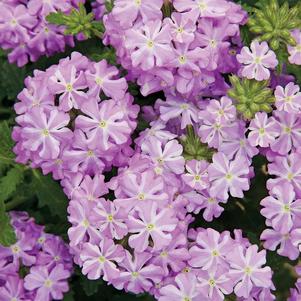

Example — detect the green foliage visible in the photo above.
[46,3,104,38]
[0,166,24,202]
[0,61,26,101]
[228,75,275,119]
[0,202,16,246]
[32,170,68,219]
[80,276,104,297]
[0,121,18,246]
[247,0,301,50]
[180,125,215,161]
[104,0,114,12]
[0,121,15,164]
[63,291,75,301]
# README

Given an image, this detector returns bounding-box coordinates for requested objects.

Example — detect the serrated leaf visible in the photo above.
[32,169,68,219]
[0,121,15,164]
[0,200,16,246]
[0,166,24,202]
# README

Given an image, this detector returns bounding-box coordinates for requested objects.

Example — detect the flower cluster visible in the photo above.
[0,0,85,66]
[103,0,247,98]
[0,211,72,301]
[11,1,301,300]
[12,52,138,180]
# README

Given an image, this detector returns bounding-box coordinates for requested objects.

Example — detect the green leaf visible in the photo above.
[0,200,16,247]
[0,121,15,164]
[0,166,24,202]
[62,290,75,301]
[32,169,68,219]
[80,275,104,297]
[0,61,26,100]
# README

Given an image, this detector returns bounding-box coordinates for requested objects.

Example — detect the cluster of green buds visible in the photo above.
[227,75,275,120]
[180,125,215,162]
[248,0,301,50]
[46,3,104,38]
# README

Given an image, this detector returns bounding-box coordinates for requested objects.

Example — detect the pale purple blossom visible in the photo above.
[85,60,127,100]
[125,21,173,71]
[75,99,132,150]
[261,228,300,260]
[198,267,233,301]
[115,170,168,211]
[159,273,207,301]
[288,29,301,65]
[261,183,301,233]
[67,199,99,246]
[21,107,72,159]
[248,112,278,147]
[185,189,227,222]
[237,41,278,81]
[270,111,301,155]
[112,251,163,294]
[127,202,178,252]
[275,82,301,113]
[158,96,199,129]
[204,96,236,123]
[164,12,196,44]
[112,0,163,27]
[182,160,209,191]
[227,245,272,298]
[90,198,128,240]
[0,276,27,301]
[80,238,124,281]
[189,228,232,271]
[49,65,87,111]
[208,152,250,200]
[267,152,301,197]
[24,264,70,301]
[141,138,185,174]
[173,0,229,20]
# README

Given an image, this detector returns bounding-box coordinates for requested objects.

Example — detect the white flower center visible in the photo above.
[178,55,186,64]
[147,40,154,48]
[44,279,53,288]
[66,83,73,92]
[99,120,107,128]
[95,77,103,86]
[41,129,50,137]
[107,214,114,222]
[147,223,155,231]
[244,266,252,275]
[11,245,20,254]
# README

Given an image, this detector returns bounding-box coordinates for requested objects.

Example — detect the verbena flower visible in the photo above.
[227,245,272,298]
[80,238,124,281]
[127,202,178,252]
[208,152,250,200]
[237,41,278,81]
[24,264,70,301]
